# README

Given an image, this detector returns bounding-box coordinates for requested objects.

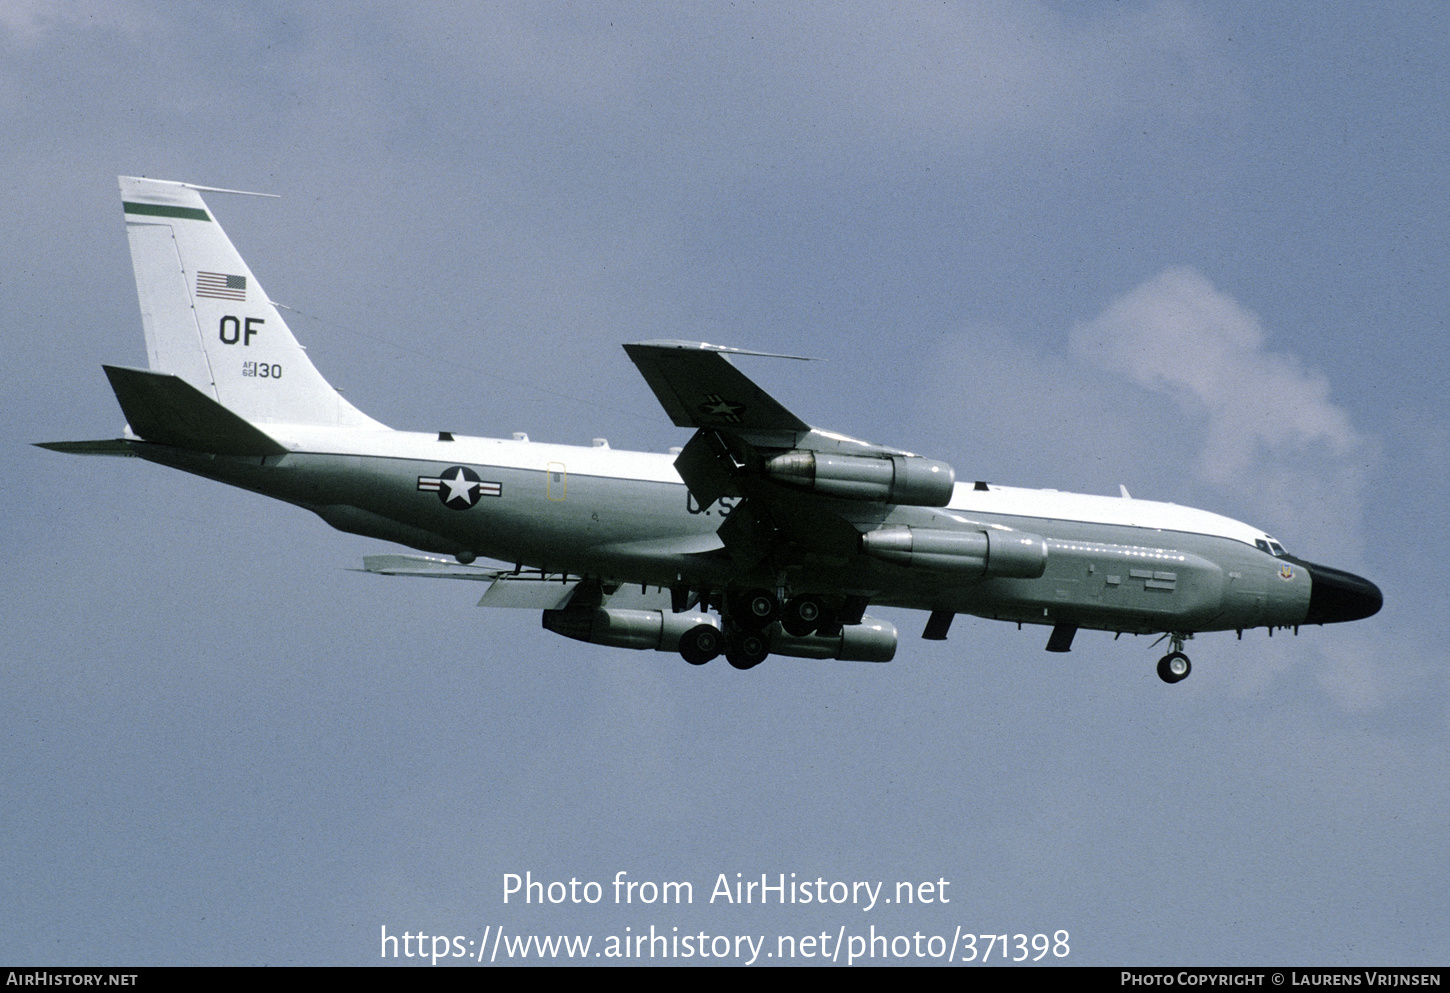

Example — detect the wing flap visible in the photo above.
[479,575,579,609]
[672,428,744,508]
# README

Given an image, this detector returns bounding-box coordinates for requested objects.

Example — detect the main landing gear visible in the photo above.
[721,588,780,670]
[677,589,843,669]
[681,627,773,670]
[678,624,722,666]
[1155,633,1193,684]
[725,629,770,670]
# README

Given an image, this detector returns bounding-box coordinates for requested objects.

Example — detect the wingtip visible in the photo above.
[117,176,279,198]
[624,340,818,361]
[34,439,136,456]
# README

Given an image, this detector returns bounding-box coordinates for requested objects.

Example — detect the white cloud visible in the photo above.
[1070,267,1374,560]
[0,0,151,46]
[756,0,1224,146]
[375,1,1227,169]
[910,321,1196,500]
[1215,624,1438,718]
[916,268,1391,714]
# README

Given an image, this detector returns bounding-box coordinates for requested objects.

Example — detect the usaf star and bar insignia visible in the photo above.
[697,393,746,423]
[418,466,502,509]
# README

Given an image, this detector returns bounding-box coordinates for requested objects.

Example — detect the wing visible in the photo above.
[360,555,682,611]
[621,340,812,435]
[623,341,958,570]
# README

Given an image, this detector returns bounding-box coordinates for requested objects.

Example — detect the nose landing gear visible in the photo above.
[1156,651,1191,683]
[1155,633,1193,684]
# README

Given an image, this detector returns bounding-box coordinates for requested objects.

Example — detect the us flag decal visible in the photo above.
[197,271,247,301]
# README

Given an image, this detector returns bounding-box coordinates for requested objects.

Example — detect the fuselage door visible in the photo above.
[547,462,567,501]
[1227,567,1267,627]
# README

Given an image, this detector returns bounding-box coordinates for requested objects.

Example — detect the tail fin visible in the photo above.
[118,176,385,430]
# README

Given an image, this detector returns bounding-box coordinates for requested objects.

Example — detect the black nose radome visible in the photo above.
[1295,559,1383,624]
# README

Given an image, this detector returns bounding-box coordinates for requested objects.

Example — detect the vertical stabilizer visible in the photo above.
[118,176,385,430]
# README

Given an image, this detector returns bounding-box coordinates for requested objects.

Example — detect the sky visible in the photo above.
[2,1,1446,967]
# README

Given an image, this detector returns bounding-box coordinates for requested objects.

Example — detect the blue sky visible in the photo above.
[3,1,1446,965]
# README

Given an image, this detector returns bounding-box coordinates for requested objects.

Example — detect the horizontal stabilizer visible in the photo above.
[34,439,137,457]
[361,554,500,580]
[103,365,287,456]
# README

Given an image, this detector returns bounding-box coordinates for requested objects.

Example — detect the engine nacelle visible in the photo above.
[860,526,1048,578]
[542,607,896,662]
[764,452,956,507]
[769,615,897,662]
[542,608,717,651]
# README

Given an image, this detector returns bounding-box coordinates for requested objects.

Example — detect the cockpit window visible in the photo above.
[1256,539,1271,554]
[1269,541,1286,556]
[1256,538,1288,557]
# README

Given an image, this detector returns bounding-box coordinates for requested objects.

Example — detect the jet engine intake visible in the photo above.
[860,526,1048,578]
[764,452,955,507]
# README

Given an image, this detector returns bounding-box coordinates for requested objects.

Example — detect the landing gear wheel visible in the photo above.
[781,594,825,637]
[1157,651,1191,684]
[731,589,779,632]
[679,625,722,666]
[726,630,771,670]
